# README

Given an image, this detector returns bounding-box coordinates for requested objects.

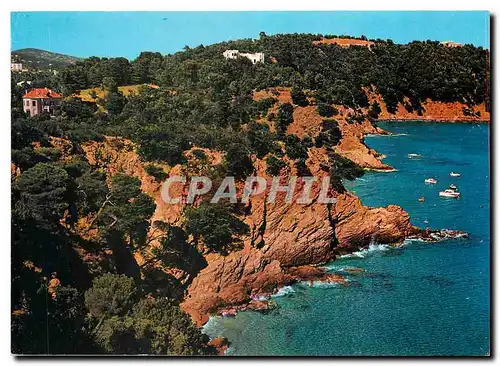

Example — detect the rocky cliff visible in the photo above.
[74,87,484,326]
[76,88,422,326]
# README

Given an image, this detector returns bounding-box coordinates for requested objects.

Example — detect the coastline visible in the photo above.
[179,91,489,329]
[76,87,487,335]
[202,121,489,356]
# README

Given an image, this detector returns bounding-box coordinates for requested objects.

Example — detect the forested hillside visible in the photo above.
[12,48,82,69]
[11,33,489,354]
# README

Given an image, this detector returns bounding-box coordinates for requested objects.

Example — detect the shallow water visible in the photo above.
[203,121,490,356]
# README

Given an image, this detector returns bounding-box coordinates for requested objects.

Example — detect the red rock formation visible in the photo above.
[366,90,490,122]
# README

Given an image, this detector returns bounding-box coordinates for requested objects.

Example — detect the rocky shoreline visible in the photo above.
[205,228,468,327]
[74,88,480,332]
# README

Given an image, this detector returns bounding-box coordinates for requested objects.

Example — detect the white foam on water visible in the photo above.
[271,285,295,297]
[339,243,391,259]
[251,294,270,301]
[300,280,342,289]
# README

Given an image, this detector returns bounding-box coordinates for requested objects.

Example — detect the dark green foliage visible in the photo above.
[74,170,108,216]
[265,155,286,175]
[91,296,215,355]
[144,164,167,182]
[224,144,254,179]
[276,103,294,136]
[12,285,93,354]
[85,273,137,318]
[315,119,342,148]
[328,152,365,193]
[12,147,51,171]
[136,125,190,166]
[284,134,308,160]
[61,98,97,119]
[254,97,277,116]
[247,121,276,158]
[147,223,206,278]
[99,174,155,245]
[368,100,382,119]
[317,103,338,117]
[295,158,310,176]
[11,32,490,355]
[185,203,249,255]
[14,163,70,230]
[291,87,308,106]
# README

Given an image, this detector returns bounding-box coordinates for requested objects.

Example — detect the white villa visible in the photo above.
[223,50,264,64]
[11,62,24,72]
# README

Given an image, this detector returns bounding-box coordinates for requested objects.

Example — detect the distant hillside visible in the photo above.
[11,48,82,69]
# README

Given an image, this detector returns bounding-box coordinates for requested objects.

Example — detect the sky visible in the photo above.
[11,11,490,59]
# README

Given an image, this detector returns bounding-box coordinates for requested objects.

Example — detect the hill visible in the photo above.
[11,48,82,69]
[10,33,490,355]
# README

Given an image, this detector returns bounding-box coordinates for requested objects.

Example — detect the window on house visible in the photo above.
[25,100,29,106]
[32,100,36,106]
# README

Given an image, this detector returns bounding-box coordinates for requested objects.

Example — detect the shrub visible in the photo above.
[317,103,338,117]
[144,164,167,181]
[265,155,286,176]
[290,88,308,107]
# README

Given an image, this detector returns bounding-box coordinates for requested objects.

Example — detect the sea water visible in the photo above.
[203,122,490,356]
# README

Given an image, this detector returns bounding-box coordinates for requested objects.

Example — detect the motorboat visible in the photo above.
[418,196,425,202]
[425,178,437,184]
[408,153,421,159]
[450,172,461,177]
[439,189,461,198]
[449,184,457,190]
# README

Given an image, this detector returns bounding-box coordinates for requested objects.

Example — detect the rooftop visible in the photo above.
[23,88,63,99]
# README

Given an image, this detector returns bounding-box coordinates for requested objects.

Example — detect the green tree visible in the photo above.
[290,87,308,107]
[224,144,254,180]
[14,163,70,230]
[276,102,294,137]
[265,155,286,176]
[185,203,249,255]
[85,273,137,318]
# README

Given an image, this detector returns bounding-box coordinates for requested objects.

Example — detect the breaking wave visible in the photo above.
[339,243,391,259]
[271,285,296,297]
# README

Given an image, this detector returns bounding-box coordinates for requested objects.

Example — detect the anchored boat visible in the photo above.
[450,172,461,177]
[439,189,461,198]
[425,178,437,184]
[408,153,421,159]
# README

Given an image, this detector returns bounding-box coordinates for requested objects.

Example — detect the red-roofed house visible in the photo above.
[23,88,63,117]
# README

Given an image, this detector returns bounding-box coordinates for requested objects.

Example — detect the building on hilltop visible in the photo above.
[23,88,63,117]
[440,41,462,48]
[223,50,264,64]
[11,62,24,72]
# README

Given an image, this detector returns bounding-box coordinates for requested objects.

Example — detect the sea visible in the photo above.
[203,121,490,356]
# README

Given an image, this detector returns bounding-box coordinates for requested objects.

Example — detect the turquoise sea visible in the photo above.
[203,122,490,356]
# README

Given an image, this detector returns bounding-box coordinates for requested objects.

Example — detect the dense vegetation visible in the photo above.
[12,48,82,69]
[11,33,489,354]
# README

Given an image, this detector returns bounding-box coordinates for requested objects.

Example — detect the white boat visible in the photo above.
[439,189,461,198]
[425,178,437,184]
[449,184,457,190]
[450,172,461,177]
[408,153,421,159]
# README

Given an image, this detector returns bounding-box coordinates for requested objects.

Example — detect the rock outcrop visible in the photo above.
[77,89,434,327]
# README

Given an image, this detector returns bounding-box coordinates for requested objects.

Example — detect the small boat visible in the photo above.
[423,219,429,224]
[450,172,461,177]
[425,178,437,184]
[408,153,421,159]
[418,196,425,202]
[439,189,461,198]
[449,184,457,190]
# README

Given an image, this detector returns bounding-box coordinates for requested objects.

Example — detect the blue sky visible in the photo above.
[11,11,490,59]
